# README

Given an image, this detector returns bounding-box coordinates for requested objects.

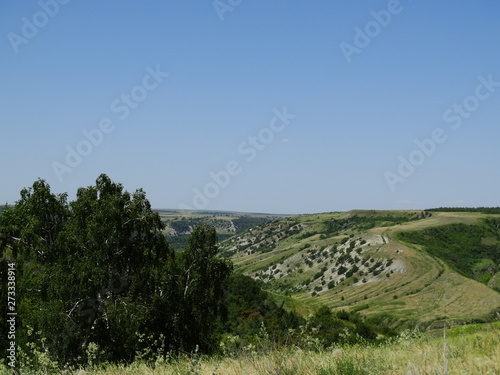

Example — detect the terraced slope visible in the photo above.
[219,210,500,328]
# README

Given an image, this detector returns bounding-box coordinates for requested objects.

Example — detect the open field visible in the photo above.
[69,322,500,375]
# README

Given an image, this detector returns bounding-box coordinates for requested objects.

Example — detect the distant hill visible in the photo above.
[156,209,292,249]
[218,210,500,329]
[427,207,500,214]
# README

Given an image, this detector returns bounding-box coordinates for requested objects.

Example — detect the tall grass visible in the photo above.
[2,323,498,374]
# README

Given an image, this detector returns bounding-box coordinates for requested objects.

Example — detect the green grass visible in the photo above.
[16,322,497,374]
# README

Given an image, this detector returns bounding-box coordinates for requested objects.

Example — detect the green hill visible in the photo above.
[397,218,500,288]
[219,210,500,328]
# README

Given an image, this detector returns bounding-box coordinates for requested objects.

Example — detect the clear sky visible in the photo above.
[1,1,499,214]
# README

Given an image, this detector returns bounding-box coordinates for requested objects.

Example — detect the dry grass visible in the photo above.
[75,323,500,375]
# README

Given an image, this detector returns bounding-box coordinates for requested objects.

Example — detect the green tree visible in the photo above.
[174,225,232,353]
[0,175,233,367]
[50,174,174,362]
[0,179,70,360]
[0,179,69,262]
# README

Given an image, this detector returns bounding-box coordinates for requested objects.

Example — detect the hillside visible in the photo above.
[219,210,500,328]
[156,209,290,249]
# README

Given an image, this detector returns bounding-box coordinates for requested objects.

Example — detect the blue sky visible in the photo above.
[1,1,499,214]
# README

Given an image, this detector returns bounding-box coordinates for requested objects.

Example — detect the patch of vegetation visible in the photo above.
[324,219,357,236]
[427,207,500,214]
[233,216,276,232]
[24,322,497,374]
[398,219,500,288]
[170,218,193,233]
[324,212,425,236]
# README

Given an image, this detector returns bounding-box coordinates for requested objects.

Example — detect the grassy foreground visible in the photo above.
[69,323,499,375]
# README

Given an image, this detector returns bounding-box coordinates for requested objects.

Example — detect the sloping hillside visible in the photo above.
[397,217,500,289]
[219,210,500,328]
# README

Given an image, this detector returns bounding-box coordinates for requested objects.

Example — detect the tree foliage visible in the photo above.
[0,175,232,366]
[173,225,232,352]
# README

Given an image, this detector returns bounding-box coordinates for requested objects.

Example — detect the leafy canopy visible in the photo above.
[0,174,232,366]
